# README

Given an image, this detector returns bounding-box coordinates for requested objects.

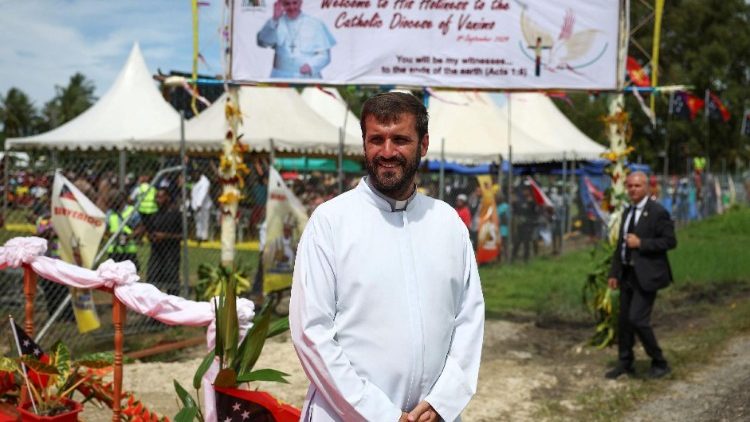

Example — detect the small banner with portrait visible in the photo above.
[262,167,308,294]
[232,0,624,89]
[51,171,105,333]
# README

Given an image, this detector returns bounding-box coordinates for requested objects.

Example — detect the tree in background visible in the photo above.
[0,88,39,148]
[557,0,750,173]
[41,72,96,131]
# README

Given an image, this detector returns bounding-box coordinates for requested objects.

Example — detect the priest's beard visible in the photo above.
[365,143,421,198]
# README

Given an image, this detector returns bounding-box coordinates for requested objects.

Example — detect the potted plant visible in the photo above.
[0,344,163,421]
[173,269,299,421]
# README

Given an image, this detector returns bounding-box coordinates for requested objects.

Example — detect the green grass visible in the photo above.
[480,206,750,321]
[670,206,750,284]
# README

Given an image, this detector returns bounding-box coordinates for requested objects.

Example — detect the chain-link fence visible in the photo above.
[1,149,748,354]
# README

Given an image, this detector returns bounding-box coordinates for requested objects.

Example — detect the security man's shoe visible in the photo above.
[648,365,672,379]
[604,365,635,379]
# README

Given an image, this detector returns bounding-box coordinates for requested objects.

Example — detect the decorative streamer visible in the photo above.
[632,88,656,126]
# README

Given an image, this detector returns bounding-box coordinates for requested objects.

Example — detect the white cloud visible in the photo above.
[0,0,224,107]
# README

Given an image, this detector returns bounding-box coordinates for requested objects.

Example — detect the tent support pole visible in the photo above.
[439,138,445,201]
[497,153,503,197]
[2,146,8,224]
[180,110,190,297]
[506,93,513,264]
[338,127,344,195]
[568,157,576,237]
[338,97,350,195]
[118,150,126,193]
[561,153,567,250]
[269,139,276,166]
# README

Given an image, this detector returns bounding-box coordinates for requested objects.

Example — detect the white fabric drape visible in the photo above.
[0,236,256,421]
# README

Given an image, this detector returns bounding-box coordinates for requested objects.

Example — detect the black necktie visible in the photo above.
[624,206,636,263]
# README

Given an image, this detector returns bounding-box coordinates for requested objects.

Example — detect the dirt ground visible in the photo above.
[80,285,750,422]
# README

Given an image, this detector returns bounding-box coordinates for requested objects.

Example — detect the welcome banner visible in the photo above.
[232,0,624,89]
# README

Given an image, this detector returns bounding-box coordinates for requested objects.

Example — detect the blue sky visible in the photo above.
[0,0,223,107]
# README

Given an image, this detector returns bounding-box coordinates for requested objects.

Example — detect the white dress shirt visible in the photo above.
[621,196,649,264]
[290,179,485,421]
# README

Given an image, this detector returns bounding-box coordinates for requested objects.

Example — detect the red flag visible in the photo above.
[9,321,51,388]
[671,92,705,120]
[626,56,651,87]
[214,387,300,422]
[707,92,730,123]
[525,177,553,208]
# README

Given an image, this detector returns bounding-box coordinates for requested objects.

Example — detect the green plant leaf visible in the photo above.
[76,351,117,368]
[174,406,198,422]
[52,341,71,376]
[21,356,60,376]
[267,317,289,339]
[214,299,224,369]
[0,356,19,372]
[236,368,290,384]
[233,300,272,376]
[192,348,216,390]
[223,267,239,366]
[174,380,198,409]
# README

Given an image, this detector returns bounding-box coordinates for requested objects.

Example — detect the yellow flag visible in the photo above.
[475,175,500,264]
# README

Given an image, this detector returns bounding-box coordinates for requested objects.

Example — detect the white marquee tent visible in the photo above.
[426,91,557,164]
[7,43,180,151]
[300,87,362,144]
[497,93,606,161]
[134,86,362,155]
[426,91,605,164]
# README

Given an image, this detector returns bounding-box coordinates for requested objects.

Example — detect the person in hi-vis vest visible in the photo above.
[131,174,158,228]
[105,191,140,270]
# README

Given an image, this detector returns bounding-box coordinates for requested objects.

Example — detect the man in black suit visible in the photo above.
[606,171,677,379]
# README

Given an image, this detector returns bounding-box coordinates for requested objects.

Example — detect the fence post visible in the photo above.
[23,265,37,336]
[111,295,126,422]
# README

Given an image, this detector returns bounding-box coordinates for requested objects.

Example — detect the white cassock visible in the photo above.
[290,179,485,421]
[190,175,213,241]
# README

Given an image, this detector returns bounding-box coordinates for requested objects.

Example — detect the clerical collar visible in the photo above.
[364,176,417,212]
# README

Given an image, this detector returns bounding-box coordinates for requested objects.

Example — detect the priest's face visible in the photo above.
[363,113,429,200]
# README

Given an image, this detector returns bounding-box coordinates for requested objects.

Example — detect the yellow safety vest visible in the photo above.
[137,183,158,214]
[107,206,138,254]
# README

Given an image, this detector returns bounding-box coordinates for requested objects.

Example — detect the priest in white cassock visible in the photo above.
[290,92,485,421]
[256,0,336,78]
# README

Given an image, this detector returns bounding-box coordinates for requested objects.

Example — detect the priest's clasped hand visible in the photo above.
[399,401,438,422]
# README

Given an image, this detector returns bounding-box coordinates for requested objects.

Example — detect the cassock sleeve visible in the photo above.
[424,229,485,422]
[289,217,403,421]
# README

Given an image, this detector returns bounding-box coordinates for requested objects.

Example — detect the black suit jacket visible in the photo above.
[609,199,677,291]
